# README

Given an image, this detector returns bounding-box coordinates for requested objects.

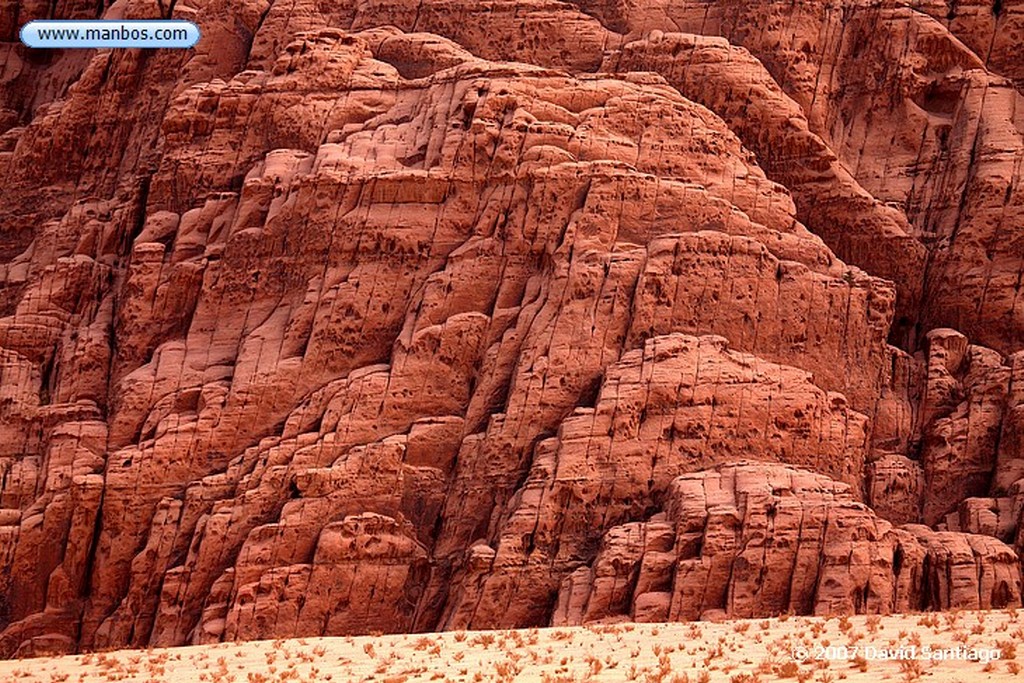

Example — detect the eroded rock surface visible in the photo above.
[1,0,1023,656]
[553,464,1021,625]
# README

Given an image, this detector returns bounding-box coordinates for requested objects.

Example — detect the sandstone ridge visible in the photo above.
[1,0,1023,658]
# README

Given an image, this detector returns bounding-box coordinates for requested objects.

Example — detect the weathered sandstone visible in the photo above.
[1,0,1023,656]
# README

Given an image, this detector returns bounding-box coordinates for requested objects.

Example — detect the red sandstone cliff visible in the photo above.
[0,0,1023,657]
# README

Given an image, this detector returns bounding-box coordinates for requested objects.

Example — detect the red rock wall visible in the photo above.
[0,0,1023,656]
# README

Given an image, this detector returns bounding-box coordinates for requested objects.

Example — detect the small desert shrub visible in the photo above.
[898,659,925,682]
[730,674,760,683]
[776,661,800,679]
[469,633,496,648]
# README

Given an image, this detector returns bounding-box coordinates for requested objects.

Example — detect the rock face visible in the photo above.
[0,0,1023,657]
[553,464,1021,626]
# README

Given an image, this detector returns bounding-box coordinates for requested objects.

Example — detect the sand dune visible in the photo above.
[2,611,1022,682]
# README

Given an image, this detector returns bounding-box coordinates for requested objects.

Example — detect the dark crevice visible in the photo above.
[79,487,107,603]
[38,354,56,406]
[130,174,153,246]
[244,0,276,65]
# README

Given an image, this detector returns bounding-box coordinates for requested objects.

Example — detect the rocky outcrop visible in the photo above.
[577,0,1024,353]
[1,0,1023,657]
[867,454,925,526]
[603,32,927,340]
[219,512,429,642]
[916,330,1010,525]
[433,333,871,628]
[552,464,1021,625]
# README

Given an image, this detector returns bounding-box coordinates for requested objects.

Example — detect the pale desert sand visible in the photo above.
[1,611,1022,682]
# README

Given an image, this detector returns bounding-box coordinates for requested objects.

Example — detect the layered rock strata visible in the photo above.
[0,0,1023,657]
